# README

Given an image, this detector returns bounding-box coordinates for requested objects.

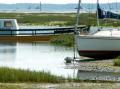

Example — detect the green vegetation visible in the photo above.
[50,34,74,47]
[113,56,120,66]
[0,84,21,89]
[0,67,117,89]
[0,67,64,83]
[0,13,120,26]
[0,13,75,26]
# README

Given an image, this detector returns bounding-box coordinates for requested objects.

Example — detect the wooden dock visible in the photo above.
[0,27,74,42]
[0,26,86,42]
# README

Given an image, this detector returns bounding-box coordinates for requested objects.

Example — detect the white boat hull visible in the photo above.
[76,35,120,59]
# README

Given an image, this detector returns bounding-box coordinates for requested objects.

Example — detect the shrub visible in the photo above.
[50,34,74,47]
[113,56,120,66]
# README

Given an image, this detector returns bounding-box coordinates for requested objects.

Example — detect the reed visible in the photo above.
[0,67,64,83]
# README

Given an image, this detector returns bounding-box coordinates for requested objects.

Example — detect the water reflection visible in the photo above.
[0,42,16,62]
[0,42,76,77]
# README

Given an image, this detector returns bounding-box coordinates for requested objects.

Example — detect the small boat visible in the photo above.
[0,19,78,35]
[0,19,79,42]
[75,0,120,59]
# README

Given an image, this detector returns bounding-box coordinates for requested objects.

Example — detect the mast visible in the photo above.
[73,0,81,60]
[40,1,42,11]
[75,0,81,32]
[97,0,100,27]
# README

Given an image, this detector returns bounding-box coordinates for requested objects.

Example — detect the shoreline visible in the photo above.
[65,59,120,82]
[0,82,120,89]
[67,59,120,73]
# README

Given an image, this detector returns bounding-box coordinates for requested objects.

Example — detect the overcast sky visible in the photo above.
[0,0,119,4]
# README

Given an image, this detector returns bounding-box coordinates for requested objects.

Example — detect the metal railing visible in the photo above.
[0,27,75,36]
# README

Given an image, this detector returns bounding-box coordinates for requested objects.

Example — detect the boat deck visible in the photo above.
[93,30,120,37]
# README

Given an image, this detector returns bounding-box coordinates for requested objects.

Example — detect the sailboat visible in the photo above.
[75,0,120,59]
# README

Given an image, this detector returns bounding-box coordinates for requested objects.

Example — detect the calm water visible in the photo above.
[1,42,120,81]
[0,42,77,77]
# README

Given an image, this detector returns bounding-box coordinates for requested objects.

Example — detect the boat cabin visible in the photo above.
[0,19,19,35]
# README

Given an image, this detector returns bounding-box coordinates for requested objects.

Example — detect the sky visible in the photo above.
[0,0,119,4]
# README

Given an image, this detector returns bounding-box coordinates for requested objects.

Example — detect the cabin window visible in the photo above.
[4,21,13,28]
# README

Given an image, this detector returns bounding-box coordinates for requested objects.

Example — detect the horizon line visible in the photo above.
[0,2,120,4]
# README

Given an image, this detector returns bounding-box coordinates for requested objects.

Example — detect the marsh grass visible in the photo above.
[50,34,74,47]
[0,13,120,26]
[113,56,120,66]
[0,13,75,26]
[0,67,64,83]
[0,84,21,89]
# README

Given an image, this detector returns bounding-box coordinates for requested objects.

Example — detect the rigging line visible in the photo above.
[105,0,111,26]
[107,0,113,11]
[88,0,91,26]
[116,0,118,13]
[40,1,42,11]
[115,0,118,23]
[97,0,100,27]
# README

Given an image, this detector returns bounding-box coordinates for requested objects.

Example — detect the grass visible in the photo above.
[0,67,118,89]
[0,13,120,26]
[0,67,114,84]
[113,56,120,66]
[0,84,21,89]
[50,34,74,47]
[0,13,75,26]
[0,67,64,83]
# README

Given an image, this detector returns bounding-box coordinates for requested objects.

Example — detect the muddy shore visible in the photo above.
[1,83,120,89]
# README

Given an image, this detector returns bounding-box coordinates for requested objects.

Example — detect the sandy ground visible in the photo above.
[1,83,120,89]
[66,59,120,72]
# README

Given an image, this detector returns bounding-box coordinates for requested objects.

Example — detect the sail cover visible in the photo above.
[97,3,120,19]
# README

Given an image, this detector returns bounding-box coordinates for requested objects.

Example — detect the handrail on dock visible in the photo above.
[0,26,84,42]
[0,27,76,36]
